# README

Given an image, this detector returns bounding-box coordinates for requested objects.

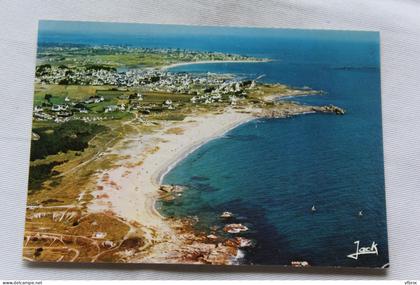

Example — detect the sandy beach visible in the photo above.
[87,107,257,262]
[161,59,271,70]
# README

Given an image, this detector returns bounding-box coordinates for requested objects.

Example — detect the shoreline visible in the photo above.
[88,107,258,263]
[161,59,271,70]
[86,98,343,263]
[146,108,257,220]
[154,116,256,186]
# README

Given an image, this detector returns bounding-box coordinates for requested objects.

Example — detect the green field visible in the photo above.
[35,85,192,105]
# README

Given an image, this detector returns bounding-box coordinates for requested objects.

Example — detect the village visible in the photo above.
[33,66,257,123]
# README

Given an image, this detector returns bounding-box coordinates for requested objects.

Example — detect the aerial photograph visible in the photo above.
[23,20,388,268]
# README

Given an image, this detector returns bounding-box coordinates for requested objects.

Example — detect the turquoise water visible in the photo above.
[39,21,388,267]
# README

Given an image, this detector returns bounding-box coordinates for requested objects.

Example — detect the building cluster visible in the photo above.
[34,65,257,123]
[190,80,255,104]
[33,93,141,123]
[36,66,247,93]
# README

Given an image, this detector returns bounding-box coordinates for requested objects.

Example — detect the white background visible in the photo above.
[1,0,419,280]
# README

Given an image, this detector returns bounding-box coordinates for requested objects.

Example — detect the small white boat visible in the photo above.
[311,205,316,212]
[358,210,363,216]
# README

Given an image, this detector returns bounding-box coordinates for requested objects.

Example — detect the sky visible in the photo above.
[38,20,379,43]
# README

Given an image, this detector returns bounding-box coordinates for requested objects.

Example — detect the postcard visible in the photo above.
[24,20,388,268]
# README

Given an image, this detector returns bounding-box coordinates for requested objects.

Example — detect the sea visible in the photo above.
[39,21,388,268]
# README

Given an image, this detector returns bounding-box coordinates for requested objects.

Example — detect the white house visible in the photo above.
[51,105,68,112]
[229,95,238,106]
[34,105,43,112]
[104,105,118,113]
[235,82,241,92]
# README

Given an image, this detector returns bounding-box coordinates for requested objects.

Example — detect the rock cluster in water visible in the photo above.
[159,184,184,193]
[313,104,345,115]
[158,184,185,201]
[291,260,310,267]
[220,211,234,218]
[158,191,254,264]
[260,104,345,118]
[223,223,249,234]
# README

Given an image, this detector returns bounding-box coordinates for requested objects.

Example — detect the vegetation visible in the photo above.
[85,64,116,71]
[28,161,63,191]
[152,113,186,121]
[31,120,107,161]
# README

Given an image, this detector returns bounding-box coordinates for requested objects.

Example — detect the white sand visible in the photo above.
[161,59,270,70]
[88,108,256,244]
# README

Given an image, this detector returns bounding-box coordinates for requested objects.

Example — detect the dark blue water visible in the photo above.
[161,64,388,267]
[39,21,388,267]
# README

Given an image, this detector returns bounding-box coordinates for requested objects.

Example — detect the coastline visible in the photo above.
[88,107,258,263]
[154,115,256,186]
[161,59,271,70]
[86,100,342,264]
[24,25,384,267]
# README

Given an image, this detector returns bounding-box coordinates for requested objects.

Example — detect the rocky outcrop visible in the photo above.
[159,184,184,193]
[291,260,310,267]
[313,104,345,115]
[158,184,185,202]
[230,237,253,248]
[147,217,241,265]
[258,103,345,119]
[220,211,233,218]
[223,223,249,234]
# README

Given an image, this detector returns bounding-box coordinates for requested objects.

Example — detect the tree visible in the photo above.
[44,94,52,102]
